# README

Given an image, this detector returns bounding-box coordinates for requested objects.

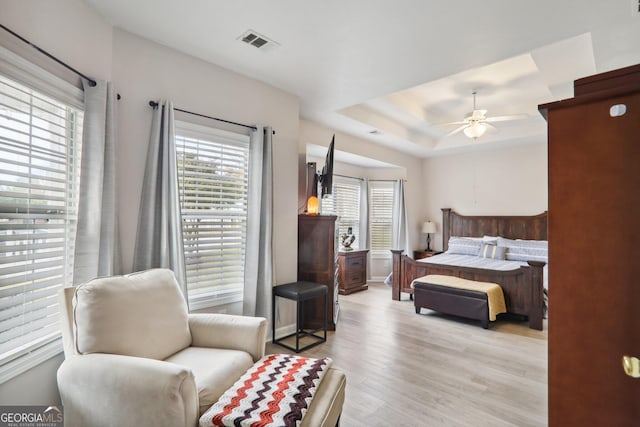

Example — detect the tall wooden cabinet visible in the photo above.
[540,64,640,426]
[297,215,339,330]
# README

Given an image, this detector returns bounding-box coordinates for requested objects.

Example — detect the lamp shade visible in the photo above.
[422,221,436,234]
[307,196,319,215]
[463,122,487,139]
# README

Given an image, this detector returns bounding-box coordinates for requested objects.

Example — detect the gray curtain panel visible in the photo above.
[392,179,413,258]
[73,79,121,285]
[133,100,187,299]
[359,178,370,277]
[243,126,274,318]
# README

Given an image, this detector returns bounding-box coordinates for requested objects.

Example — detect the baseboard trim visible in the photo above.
[267,323,296,342]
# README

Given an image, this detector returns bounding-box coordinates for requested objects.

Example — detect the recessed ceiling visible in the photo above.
[341,32,599,153]
[83,0,640,157]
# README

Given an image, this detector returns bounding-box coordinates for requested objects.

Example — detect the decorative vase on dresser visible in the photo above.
[297,214,339,330]
[337,249,368,295]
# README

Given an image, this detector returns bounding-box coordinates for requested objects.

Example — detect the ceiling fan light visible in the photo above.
[463,122,487,139]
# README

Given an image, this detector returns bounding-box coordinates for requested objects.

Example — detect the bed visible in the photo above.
[391,208,547,330]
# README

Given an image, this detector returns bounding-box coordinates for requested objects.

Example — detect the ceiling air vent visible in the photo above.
[633,0,640,17]
[238,30,279,51]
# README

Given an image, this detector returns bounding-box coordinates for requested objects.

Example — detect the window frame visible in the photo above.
[320,176,361,250]
[0,46,84,384]
[174,121,250,311]
[368,181,394,256]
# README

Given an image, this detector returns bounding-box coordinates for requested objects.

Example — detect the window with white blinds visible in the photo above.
[0,73,83,376]
[369,181,394,254]
[321,177,360,249]
[175,122,249,310]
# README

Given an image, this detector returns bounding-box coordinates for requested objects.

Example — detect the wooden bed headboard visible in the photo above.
[442,208,548,251]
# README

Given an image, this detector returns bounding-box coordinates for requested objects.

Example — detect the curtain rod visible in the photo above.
[149,100,265,133]
[1,24,121,100]
[333,174,406,183]
[334,173,363,181]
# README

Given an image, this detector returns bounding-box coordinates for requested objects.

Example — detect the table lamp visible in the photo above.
[422,221,437,252]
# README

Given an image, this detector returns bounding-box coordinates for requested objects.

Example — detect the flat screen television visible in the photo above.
[319,135,334,198]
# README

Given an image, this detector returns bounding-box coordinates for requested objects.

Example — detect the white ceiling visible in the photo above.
[84,0,640,157]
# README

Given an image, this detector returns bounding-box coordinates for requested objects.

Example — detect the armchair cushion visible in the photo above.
[165,347,253,415]
[73,269,191,360]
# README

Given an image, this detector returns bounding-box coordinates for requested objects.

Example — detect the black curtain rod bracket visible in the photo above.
[1,23,121,100]
[149,100,275,135]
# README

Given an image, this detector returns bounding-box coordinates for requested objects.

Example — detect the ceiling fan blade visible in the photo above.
[443,124,468,137]
[485,122,498,132]
[437,120,467,126]
[485,113,529,123]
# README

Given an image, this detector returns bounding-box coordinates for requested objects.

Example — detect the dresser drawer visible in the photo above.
[345,270,364,286]
[346,255,364,269]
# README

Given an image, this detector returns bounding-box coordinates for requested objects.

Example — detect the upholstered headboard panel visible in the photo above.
[441,208,548,251]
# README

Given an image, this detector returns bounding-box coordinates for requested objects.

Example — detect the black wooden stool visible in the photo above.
[272,281,328,353]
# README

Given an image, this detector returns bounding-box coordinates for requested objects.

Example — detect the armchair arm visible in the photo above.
[58,354,198,427]
[188,313,267,362]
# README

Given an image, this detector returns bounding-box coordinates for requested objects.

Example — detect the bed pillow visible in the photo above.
[478,243,507,260]
[483,235,499,244]
[497,237,548,262]
[446,237,482,256]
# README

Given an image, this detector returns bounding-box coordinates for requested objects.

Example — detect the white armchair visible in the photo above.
[57,269,267,427]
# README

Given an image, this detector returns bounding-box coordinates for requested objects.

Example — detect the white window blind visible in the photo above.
[321,177,360,249]
[0,73,83,376]
[175,122,249,310]
[369,182,394,253]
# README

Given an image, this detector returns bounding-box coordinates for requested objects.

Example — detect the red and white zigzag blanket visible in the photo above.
[200,354,333,427]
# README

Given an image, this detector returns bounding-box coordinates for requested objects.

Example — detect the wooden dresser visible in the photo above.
[337,249,368,295]
[540,63,640,425]
[297,214,338,330]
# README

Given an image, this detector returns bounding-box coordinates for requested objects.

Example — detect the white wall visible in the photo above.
[0,354,64,405]
[306,155,368,180]
[422,142,548,251]
[111,29,300,284]
[0,0,113,84]
[0,0,300,404]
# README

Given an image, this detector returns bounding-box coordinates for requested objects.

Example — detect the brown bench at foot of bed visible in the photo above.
[414,282,491,328]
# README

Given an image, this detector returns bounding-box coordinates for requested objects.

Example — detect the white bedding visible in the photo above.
[419,253,549,291]
[418,253,526,271]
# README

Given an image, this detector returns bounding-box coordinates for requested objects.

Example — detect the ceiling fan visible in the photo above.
[442,91,528,139]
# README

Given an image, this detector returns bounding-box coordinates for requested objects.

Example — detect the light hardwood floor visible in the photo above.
[267,282,548,427]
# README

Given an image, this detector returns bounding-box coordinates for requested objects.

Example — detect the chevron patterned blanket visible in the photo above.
[200,354,333,427]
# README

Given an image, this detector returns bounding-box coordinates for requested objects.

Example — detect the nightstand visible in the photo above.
[413,250,442,260]
[338,249,368,295]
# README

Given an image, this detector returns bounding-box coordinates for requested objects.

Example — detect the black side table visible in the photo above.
[272,281,328,353]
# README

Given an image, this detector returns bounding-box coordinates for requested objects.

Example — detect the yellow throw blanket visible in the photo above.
[411,274,507,321]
